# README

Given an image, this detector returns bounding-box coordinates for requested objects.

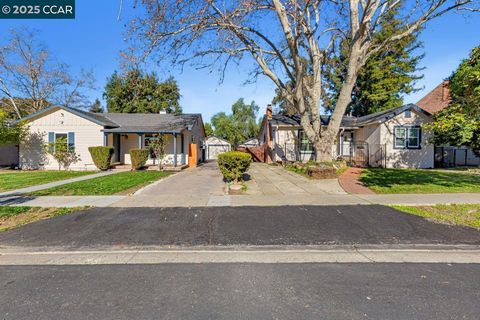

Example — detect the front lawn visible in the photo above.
[0,171,95,192]
[0,206,84,232]
[392,204,480,229]
[360,168,480,194]
[29,171,172,196]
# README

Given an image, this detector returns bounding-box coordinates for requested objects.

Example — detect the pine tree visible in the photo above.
[89,98,104,113]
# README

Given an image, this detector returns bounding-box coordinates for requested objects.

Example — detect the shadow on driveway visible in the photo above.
[1,205,480,249]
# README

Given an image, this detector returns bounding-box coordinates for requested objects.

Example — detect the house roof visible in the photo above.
[18,105,203,134]
[269,104,431,129]
[416,80,451,114]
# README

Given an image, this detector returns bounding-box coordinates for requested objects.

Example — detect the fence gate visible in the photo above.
[435,147,473,167]
[346,142,369,167]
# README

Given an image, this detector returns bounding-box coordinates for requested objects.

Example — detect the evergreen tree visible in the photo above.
[103,70,182,114]
[204,122,214,137]
[324,6,424,116]
[89,98,104,113]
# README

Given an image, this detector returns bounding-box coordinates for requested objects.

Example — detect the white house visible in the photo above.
[18,105,206,170]
[259,104,435,168]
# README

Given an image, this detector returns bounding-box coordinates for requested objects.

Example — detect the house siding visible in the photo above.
[20,108,103,170]
[381,110,434,168]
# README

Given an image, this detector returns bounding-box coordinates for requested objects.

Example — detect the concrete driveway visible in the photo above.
[113,161,225,207]
[245,163,346,195]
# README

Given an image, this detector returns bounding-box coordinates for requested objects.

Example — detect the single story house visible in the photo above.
[259,104,435,168]
[18,105,206,170]
[205,136,231,160]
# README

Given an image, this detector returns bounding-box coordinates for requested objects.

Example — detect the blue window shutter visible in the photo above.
[68,132,75,150]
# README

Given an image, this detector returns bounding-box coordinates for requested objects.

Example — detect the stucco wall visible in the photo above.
[20,108,103,170]
[380,110,434,168]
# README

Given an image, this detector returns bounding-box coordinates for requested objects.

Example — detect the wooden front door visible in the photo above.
[188,143,197,167]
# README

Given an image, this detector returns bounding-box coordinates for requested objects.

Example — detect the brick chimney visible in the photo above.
[442,80,450,102]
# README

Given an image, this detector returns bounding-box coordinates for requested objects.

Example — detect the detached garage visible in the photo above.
[205,136,231,160]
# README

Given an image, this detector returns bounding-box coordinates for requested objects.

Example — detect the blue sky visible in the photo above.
[0,1,479,122]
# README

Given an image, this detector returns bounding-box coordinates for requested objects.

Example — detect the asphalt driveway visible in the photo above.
[1,205,479,249]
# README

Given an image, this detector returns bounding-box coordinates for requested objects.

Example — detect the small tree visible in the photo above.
[148,133,167,170]
[45,137,81,170]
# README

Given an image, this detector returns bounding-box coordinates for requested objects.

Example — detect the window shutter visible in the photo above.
[67,132,75,150]
[48,132,55,152]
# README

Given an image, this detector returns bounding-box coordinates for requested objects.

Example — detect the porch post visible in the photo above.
[173,133,177,167]
[103,132,108,146]
[138,133,143,149]
[181,134,185,165]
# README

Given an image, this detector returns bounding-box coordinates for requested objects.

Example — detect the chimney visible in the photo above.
[442,80,450,102]
[266,104,273,119]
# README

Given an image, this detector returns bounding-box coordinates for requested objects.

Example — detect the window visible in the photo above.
[394,126,421,149]
[299,131,314,153]
[404,110,412,118]
[48,132,75,152]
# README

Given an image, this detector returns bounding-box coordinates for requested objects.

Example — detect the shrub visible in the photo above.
[88,146,114,171]
[217,151,252,182]
[130,148,149,170]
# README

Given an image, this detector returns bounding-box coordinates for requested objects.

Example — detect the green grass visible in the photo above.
[0,171,95,192]
[0,206,84,232]
[360,168,480,194]
[392,204,480,229]
[29,171,172,196]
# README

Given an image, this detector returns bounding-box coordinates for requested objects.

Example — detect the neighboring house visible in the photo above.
[238,138,259,148]
[205,136,231,160]
[259,104,435,168]
[417,80,480,167]
[18,105,206,170]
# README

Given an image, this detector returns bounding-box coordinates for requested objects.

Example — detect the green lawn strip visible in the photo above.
[391,204,480,229]
[0,171,96,192]
[0,206,87,232]
[360,168,480,194]
[29,171,172,196]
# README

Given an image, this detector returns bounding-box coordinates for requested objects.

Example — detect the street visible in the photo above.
[2,263,480,320]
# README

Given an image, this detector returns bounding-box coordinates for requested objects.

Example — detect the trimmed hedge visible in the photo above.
[130,149,149,170]
[88,146,114,171]
[217,151,252,182]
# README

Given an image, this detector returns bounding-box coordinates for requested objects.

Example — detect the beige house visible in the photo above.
[259,104,434,168]
[18,105,206,170]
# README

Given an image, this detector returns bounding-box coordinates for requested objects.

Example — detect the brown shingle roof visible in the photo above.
[416,80,451,114]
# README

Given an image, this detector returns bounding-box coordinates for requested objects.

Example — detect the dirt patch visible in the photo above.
[0,207,86,232]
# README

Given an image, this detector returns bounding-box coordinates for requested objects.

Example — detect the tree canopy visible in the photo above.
[127,0,479,161]
[89,98,104,113]
[103,69,182,114]
[211,98,259,146]
[425,46,480,154]
[323,6,424,116]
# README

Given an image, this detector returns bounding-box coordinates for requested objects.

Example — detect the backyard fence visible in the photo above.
[435,146,480,167]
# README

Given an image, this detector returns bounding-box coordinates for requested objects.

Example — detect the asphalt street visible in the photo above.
[1,263,480,320]
[1,205,479,249]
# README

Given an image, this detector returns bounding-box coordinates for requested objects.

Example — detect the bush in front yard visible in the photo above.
[130,149,149,170]
[217,151,252,182]
[88,146,114,170]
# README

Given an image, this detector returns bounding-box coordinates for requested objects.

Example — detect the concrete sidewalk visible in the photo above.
[3,192,480,208]
[0,170,121,197]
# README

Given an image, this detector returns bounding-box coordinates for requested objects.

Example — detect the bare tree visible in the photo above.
[128,0,479,161]
[0,27,95,119]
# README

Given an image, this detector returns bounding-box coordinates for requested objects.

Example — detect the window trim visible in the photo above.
[298,130,315,154]
[393,125,422,150]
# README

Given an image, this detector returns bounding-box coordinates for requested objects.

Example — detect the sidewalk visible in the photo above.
[0,170,122,197]
[3,192,480,208]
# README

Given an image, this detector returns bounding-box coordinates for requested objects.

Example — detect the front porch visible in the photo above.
[103,131,190,169]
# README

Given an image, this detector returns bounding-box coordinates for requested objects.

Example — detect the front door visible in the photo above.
[113,134,121,162]
[188,143,197,167]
